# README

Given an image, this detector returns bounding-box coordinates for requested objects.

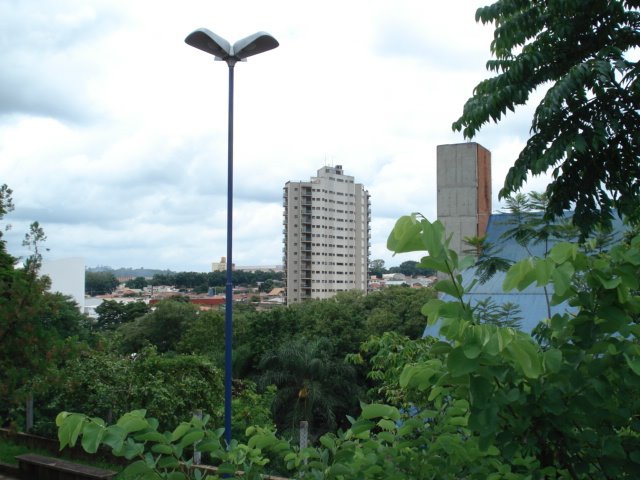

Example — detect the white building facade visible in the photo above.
[283,165,370,304]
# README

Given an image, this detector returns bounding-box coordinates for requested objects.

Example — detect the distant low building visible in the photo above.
[212,256,234,272]
[236,265,283,273]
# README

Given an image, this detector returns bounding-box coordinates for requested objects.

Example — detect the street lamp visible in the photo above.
[185,29,278,446]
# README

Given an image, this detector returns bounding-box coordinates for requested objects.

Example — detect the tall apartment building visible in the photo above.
[283,165,370,304]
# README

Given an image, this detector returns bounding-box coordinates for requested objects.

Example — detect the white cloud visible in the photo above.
[0,0,542,271]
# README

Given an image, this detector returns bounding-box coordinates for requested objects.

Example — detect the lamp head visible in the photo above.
[185,28,231,60]
[185,29,278,63]
[232,32,279,60]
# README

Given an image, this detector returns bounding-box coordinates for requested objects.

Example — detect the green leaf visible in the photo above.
[122,460,153,479]
[117,412,149,434]
[196,439,222,454]
[418,256,450,273]
[248,433,277,450]
[430,341,452,355]
[503,258,536,291]
[55,411,70,428]
[350,419,374,435]
[158,456,180,469]
[421,220,446,257]
[534,257,554,285]
[543,349,562,373]
[81,420,105,454]
[361,403,400,421]
[151,444,173,455]
[448,416,468,427]
[434,279,461,298]
[469,375,493,408]
[624,354,640,376]
[135,431,167,443]
[552,262,575,296]
[458,254,476,271]
[102,425,126,453]
[421,299,445,326]
[167,473,187,480]
[506,339,542,379]
[328,463,353,477]
[319,435,335,450]
[548,242,578,263]
[171,422,191,442]
[58,413,85,450]
[399,364,438,390]
[121,439,145,460]
[178,430,205,449]
[378,418,396,431]
[387,215,428,253]
[447,347,478,377]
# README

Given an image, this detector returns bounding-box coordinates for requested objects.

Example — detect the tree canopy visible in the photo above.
[85,271,119,295]
[453,0,640,234]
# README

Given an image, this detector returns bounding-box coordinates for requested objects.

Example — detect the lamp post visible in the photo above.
[185,29,278,446]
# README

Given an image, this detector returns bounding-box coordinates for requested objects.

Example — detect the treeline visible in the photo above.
[149,270,284,290]
[85,269,285,296]
[4,285,434,441]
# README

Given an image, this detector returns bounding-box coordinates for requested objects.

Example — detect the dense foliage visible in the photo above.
[85,271,120,295]
[149,270,284,292]
[59,214,640,479]
[0,185,87,419]
[453,0,640,235]
[94,300,150,331]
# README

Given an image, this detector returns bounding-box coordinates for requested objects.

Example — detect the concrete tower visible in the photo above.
[437,142,492,257]
[283,165,370,304]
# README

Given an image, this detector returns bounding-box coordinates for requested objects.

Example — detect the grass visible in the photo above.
[0,436,125,479]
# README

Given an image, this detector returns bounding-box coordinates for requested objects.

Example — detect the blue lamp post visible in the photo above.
[185,29,278,446]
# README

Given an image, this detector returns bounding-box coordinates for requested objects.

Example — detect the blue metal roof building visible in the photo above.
[425,213,627,335]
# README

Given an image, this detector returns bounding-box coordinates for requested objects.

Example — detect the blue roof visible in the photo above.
[425,213,628,335]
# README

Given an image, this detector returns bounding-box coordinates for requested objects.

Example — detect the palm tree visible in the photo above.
[258,337,358,440]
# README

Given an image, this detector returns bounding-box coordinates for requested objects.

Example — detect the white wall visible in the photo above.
[40,257,85,311]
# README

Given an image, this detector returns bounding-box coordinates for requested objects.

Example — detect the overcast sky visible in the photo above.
[0,0,550,272]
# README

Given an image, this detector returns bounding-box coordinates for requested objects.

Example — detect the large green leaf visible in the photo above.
[418,256,450,273]
[360,403,400,421]
[421,299,445,325]
[151,444,173,455]
[102,425,126,452]
[503,258,536,291]
[624,354,640,376]
[117,411,149,434]
[469,375,493,408]
[421,219,446,257]
[57,413,85,450]
[506,339,542,379]
[387,215,427,253]
[548,242,578,263]
[122,460,154,480]
[178,430,205,449]
[135,431,168,443]
[434,279,461,298]
[447,347,478,377]
[350,419,374,435]
[81,420,105,454]
[171,422,191,442]
[166,472,187,480]
[543,349,563,373]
